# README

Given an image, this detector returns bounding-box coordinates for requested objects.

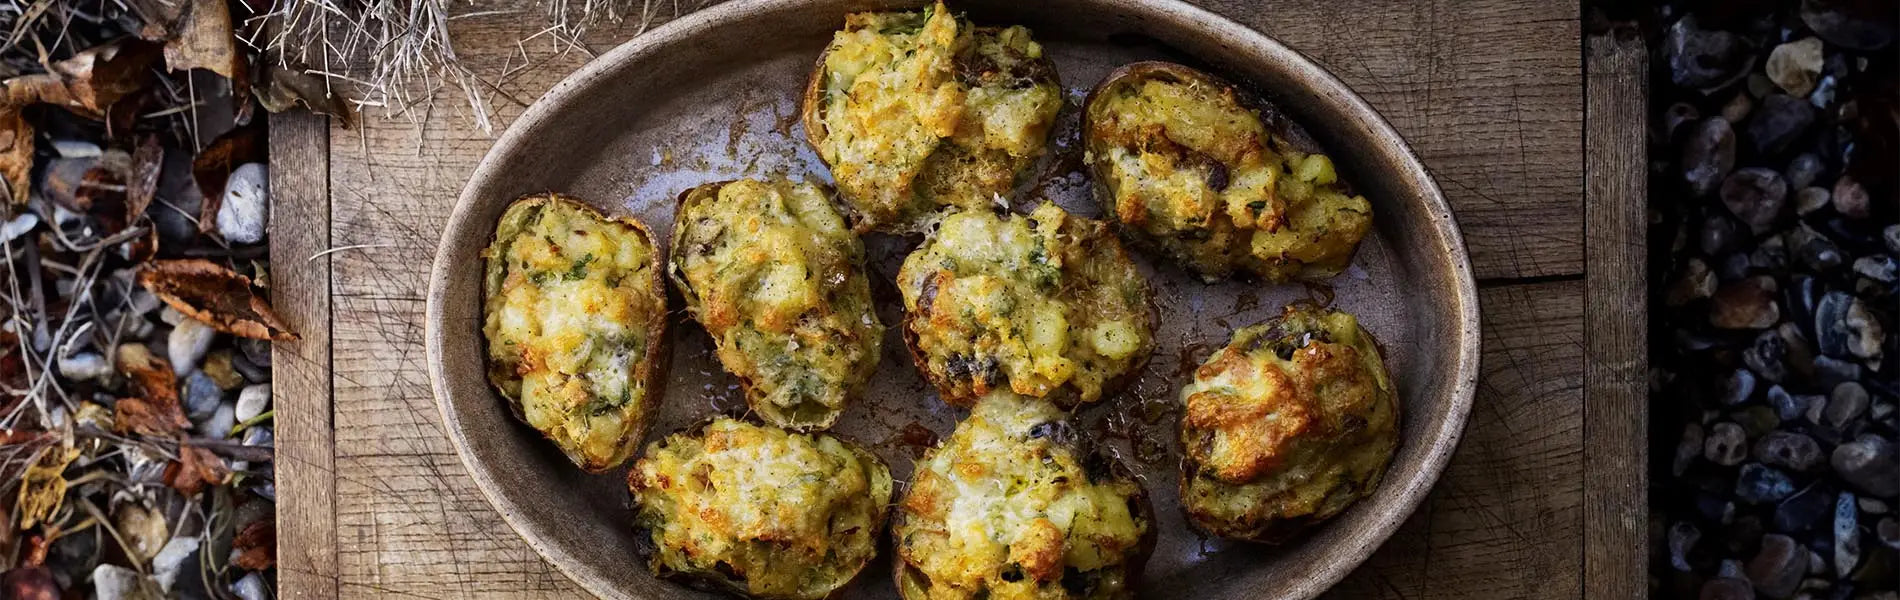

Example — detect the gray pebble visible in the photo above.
[1756,431,1823,471]
[1793,187,1830,215]
[1708,422,1749,466]
[181,370,223,421]
[235,384,270,423]
[1684,118,1738,197]
[1831,434,1899,497]
[1669,520,1700,571]
[231,572,268,600]
[167,319,216,376]
[216,163,269,245]
[1854,255,1897,284]
[1721,168,1788,233]
[1736,463,1796,504]
[1825,382,1869,428]
[57,352,112,382]
[195,402,234,439]
[1785,153,1822,189]
[1746,534,1804,598]
[1835,491,1860,578]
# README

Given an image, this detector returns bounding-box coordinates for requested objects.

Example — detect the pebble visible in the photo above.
[1799,0,1895,50]
[1671,520,1701,571]
[1814,291,1884,361]
[231,351,270,383]
[90,565,151,600]
[1862,497,1891,515]
[1853,255,1896,284]
[1668,15,1753,90]
[1879,517,1898,550]
[1831,435,1898,497]
[1708,422,1750,466]
[195,401,234,439]
[1777,324,1815,378]
[1700,492,1738,524]
[167,319,216,376]
[56,352,111,383]
[238,337,271,369]
[1793,187,1830,215]
[1769,386,1810,421]
[1722,92,1755,123]
[150,536,200,592]
[1732,405,1780,439]
[1666,102,1703,140]
[0,212,36,244]
[1756,431,1823,471]
[1825,382,1868,428]
[235,384,270,423]
[1678,422,1707,476]
[1745,330,1789,383]
[1736,463,1797,504]
[1811,356,1861,388]
[1712,277,1781,329]
[114,504,168,562]
[1807,549,1825,575]
[1785,153,1823,189]
[231,572,268,600]
[243,425,273,448]
[1830,176,1869,218]
[217,163,269,245]
[1776,484,1834,532]
[202,351,245,391]
[1884,224,1900,254]
[1808,75,1836,108]
[1724,368,1760,406]
[1721,168,1788,233]
[1834,491,1860,578]
[50,139,100,158]
[1766,37,1825,97]
[1786,225,1844,272]
[1669,258,1718,306]
[1684,117,1739,197]
[1747,534,1805,598]
[1703,214,1742,255]
[1702,577,1756,600]
[181,370,223,421]
[1749,94,1816,155]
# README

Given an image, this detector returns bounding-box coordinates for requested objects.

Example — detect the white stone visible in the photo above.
[217,163,269,244]
[51,139,101,158]
[231,572,268,600]
[168,319,215,376]
[57,352,112,382]
[1,212,37,244]
[90,564,154,600]
[196,401,235,439]
[150,536,201,592]
[235,383,271,422]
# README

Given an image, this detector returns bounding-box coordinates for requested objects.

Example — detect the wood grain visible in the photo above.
[279,1,1597,598]
[1582,30,1647,600]
[269,110,338,599]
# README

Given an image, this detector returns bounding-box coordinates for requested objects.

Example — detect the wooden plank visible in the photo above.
[269,110,338,599]
[1197,0,1584,281]
[1582,30,1647,600]
[1331,280,1585,598]
[314,2,1587,597]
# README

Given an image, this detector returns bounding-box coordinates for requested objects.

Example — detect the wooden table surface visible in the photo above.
[266,1,1647,597]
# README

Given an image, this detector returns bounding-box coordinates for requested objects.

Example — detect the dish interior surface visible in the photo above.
[428,1,1478,599]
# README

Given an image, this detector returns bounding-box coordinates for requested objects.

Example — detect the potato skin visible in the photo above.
[480,194,669,473]
[893,392,1153,600]
[629,418,895,600]
[1083,61,1372,283]
[803,1,1062,233]
[670,179,884,430]
[896,203,1156,408]
[1177,305,1398,543]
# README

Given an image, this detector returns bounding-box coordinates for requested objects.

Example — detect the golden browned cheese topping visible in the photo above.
[809,1,1062,232]
[672,179,883,429]
[897,203,1155,408]
[1084,65,1372,282]
[895,392,1149,600]
[631,418,894,600]
[481,195,664,472]
[1177,306,1398,542]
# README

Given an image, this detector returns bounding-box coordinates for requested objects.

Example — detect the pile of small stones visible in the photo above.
[1646,1,1897,598]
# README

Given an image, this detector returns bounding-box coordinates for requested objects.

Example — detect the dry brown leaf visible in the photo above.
[192,126,260,231]
[16,446,79,529]
[128,134,162,219]
[163,0,247,87]
[164,444,228,496]
[112,344,188,437]
[257,64,356,129]
[137,259,298,341]
[0,106,30,205]
[230,518,276,570]
[1,40,162,120]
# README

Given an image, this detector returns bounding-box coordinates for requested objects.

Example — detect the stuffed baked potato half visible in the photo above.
[481,194,668,473]
[1178,305,1398,543]
[670,179,884,430]
[630,418,894,600]
[894,392,1153,600]
[803,1,1062,233]
[896,203,1156,408]
[1083,62,1373,283]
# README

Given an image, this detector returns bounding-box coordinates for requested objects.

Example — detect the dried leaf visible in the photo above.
[257,64,356,129]
[230,518,275,570]
[113,344,188,437]
[1,40,162,120]
[191,126,260,231]
[16,446,79,529]
[128,134,162,219]
[136,259,298,341]
[0,106,30,205]
[163,0,247,86]
[164,444,228,496]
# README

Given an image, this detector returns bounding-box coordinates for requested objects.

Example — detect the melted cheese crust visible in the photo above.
[1085,69,1372,282]
[1177,306,1398,542]
[672,179,884,429]
[898,203,1154,407]
[481,195,663,472]
[896,393,1148,600]
[811,1,1061,232]
[631,418,894,600]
